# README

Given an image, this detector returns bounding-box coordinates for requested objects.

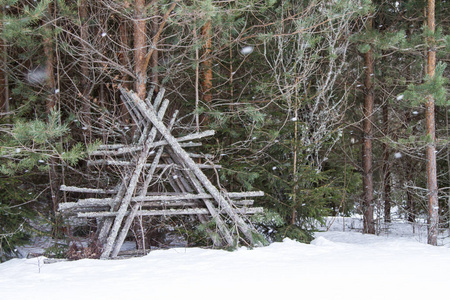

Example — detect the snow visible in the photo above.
[240,46,254,55]
[26,67,48,84]
[2,218,450,300]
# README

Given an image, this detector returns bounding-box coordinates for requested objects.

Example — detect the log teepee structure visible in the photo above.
[59,86,264,258]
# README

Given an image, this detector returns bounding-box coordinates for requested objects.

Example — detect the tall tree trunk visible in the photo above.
[426,0,438,246]
[79,0,91,143]
[119,19,131,123]
[362,17,375,234]
[44,3,61,236]
[150,8,159,92]
[382,102,391,223]
[44,31,56,111]
[0,20,8,115]
[134,0,147,100]
[201,18,212,123]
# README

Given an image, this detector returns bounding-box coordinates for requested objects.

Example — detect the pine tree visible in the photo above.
[425,0,438,245]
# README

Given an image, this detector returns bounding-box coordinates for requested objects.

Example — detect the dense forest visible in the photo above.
[0,0,449,261]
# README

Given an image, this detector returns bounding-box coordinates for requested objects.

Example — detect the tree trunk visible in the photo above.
[134,0,147,100]
[0,6,8,115]
[406,189,415,223]
[118,19,131,123]
[79,0,91,143]
[150,8,159,92]
[44,13,56,112]
[426,0,438,246]
[201,18,213,123]
[382,102,391,223]
[44,3,61,233]
[0,25,8,115]
[362,18,375,234]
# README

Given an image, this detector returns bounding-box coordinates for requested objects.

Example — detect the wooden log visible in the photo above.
[58,196,256,210]
[59,185,117,194]
[87,159,221,169]
[59,190,262,213]
[58,198,112,210]
[131,93,259,245]
[89,130,215,156]
[79,208,210,218]
[61,200,202,213]
[78,207,263,218]
[152,87,165,111]
[227,191,264,198]
[96,142,202,151]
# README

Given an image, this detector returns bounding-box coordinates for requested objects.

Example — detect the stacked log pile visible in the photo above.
[59,86,264,258]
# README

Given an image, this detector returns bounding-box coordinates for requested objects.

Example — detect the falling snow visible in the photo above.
[240,46,254,55]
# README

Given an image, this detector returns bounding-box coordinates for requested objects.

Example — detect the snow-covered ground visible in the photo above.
[1,217,450,300]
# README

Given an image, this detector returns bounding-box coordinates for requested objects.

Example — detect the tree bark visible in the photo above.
[426,0,438,246]
[134,0,147,100]
[0,9,8,115]
[382,102,391,223]
[150,7,159,92]
[79,0,91,142]
[118,19,132,123]
[362,18,375,234]
[44,3,56,113]
[201,18,213,123]
[43,3,60,222]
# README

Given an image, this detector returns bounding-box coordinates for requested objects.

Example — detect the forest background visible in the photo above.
[0,0,449,261]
